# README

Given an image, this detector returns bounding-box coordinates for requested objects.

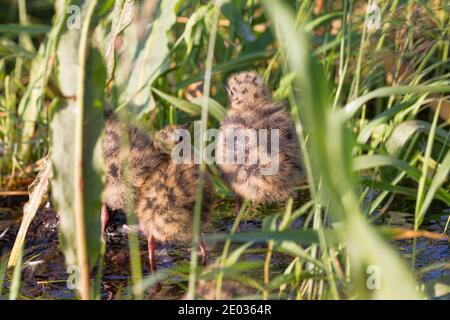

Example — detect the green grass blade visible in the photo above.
[341,85,450,120]
[264,0,423,299]
[0,24,51,34]
[152,87,226,121]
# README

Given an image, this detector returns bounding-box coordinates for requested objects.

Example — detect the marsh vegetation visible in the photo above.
[0,0,449,300]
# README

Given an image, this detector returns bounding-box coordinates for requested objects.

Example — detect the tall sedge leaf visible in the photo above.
[8,248,22,300]
[151,87,201,116]
[52,0,80,271]
[51,102,77,267]
[51,0,110,300]
[263,0,422,299]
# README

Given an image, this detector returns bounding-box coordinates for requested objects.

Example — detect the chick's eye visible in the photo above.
[178,136,183,143]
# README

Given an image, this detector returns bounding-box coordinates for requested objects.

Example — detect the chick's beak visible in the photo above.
[181,121,192,129]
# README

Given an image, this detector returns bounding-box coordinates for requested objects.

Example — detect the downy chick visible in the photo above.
[101,109,157,238]
[134,123,214,271]
[217,71,304,212]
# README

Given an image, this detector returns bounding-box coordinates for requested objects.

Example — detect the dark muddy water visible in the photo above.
[0,196,448,299]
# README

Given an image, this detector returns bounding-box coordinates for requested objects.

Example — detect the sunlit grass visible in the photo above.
[0,0,449,300]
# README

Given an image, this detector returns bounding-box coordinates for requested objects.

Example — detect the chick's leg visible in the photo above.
[146,234,162,295]
[101,204,109,241]
[148,234,157,272]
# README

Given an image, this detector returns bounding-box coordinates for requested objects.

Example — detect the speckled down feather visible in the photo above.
[217,71,304,203]
[135,124,213,243]
[102,112,213,243]
[102,109,156,211]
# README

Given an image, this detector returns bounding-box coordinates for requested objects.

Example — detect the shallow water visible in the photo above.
[0,196,448,299]
[382,210,450,283]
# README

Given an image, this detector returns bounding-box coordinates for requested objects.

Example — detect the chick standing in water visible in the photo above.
[102,111,213,270]
[134,123,213,271]
[217,71,304,213]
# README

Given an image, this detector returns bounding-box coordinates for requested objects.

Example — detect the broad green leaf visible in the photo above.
[152,87,226,122]
[122,0,181,117]
[152,87,200,116]
[105,0,135,82]
[51,101,77,267]
[385,120,450,157]
[79,47,106,266]
[51,0,107,299]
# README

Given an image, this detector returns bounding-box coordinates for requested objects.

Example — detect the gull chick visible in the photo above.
[217,71,304,212]
[135,123,213,270]
[101,109,156,238]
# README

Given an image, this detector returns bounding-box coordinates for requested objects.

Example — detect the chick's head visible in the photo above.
[225,71,270,109]
[154,122,191,154]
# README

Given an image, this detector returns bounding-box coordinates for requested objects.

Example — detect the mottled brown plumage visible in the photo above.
[135,123,213,244]
[217,71,304,207]
[101,109,159,236]
[102,111,213,270]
